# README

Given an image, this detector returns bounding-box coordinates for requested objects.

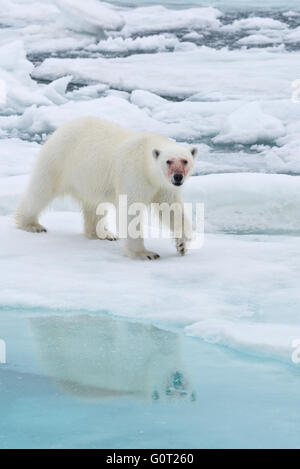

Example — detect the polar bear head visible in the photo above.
[152,144,197,188]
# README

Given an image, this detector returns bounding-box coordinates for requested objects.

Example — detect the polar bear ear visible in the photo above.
[152,149,160,159]
[190,147,198,158]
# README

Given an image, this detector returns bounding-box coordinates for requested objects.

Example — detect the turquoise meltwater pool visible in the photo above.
[0,310,300,449]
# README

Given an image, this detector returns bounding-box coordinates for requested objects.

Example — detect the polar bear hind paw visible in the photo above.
[21,223,47,233]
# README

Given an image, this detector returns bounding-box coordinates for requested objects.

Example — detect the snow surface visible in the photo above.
[1,211,300,365]
[1,0,300,368]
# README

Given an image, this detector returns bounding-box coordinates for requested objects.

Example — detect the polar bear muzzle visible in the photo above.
[172,173,184,186]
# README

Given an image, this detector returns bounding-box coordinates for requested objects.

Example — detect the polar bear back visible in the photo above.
[37,117,137,201]
[42,116,135,166]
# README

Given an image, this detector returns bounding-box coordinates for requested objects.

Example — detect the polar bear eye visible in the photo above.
[152,149,160,159]
[183,160,188,165]
[166,160,172,165]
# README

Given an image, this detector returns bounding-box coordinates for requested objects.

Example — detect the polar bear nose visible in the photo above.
[172,173,184,186]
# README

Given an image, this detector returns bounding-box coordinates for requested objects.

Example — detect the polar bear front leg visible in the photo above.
[175,211,192,256]
[84,205,117,240]
[123,236,160,260]
[153,189,192,257]
[121,195,160,260]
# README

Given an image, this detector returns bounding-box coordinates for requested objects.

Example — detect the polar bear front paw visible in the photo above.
[97,230,118,241]
[127,250,160,260]
[176,238,187,256]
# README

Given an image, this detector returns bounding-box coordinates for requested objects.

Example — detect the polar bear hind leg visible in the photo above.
[16,175,55,233]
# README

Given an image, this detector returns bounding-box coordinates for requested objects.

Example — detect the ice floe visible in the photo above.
[32,47,300,100]
[120,6,222,37]
[0,211,300,364]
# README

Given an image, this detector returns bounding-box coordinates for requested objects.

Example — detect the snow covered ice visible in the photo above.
[1,0,300,362]
[1,0,300,449]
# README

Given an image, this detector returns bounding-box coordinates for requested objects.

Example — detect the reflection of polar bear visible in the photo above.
[16,118,197,260]
[30,315,195,402]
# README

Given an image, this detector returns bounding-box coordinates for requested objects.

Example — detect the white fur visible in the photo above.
[16,117,197,259]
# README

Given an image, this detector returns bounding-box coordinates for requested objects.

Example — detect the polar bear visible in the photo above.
[16,118,197,260]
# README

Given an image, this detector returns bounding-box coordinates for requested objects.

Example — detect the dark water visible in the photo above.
[27,9,300,67]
